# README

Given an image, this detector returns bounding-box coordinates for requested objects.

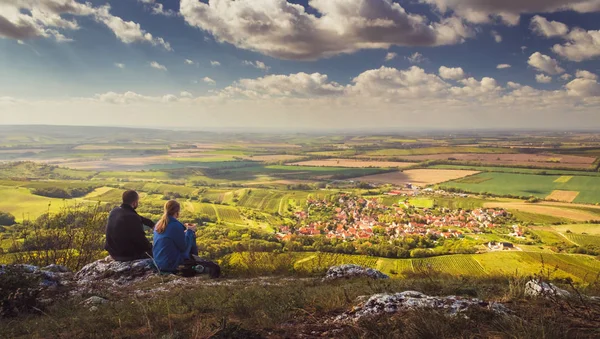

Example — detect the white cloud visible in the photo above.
[0,1,171,50]
[180,91,193,98]
[115,63,125,69]
[566,78,600,97]
[491,30,502,43]
[185,59,195,65]
[497,64,511,69]
[210,60,221,66]
[150,61,167,71]
[420,0,600,25]
[203,77,216,85]
[560,74,573,81]
[576,70,598,80]
[385,52,397,61]
[223,72,345,98]
[180,0,474,60]
[406,52,426,64]
[137,0,176,17]
[528,52,565,74]
[552,28,600,62]
[438,66,465,80]
[5,66,600,130]
[94,4,172,51]
[243,60,270,71]
[521,46,527,53]
[530,15,569,38]
[535,74,552,83]
[349,66,450,98]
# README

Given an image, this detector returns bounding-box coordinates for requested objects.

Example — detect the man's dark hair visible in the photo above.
[122,190,139,205]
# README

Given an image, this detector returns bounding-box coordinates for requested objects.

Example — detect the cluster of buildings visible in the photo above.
[276,195,510,241]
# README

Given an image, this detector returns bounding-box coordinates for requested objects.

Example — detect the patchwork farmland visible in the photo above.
[442,172,600,204]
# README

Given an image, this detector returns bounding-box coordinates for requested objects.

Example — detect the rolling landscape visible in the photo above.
[1,126,599,281]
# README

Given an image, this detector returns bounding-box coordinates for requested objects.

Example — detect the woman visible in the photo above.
[153,200,220,278]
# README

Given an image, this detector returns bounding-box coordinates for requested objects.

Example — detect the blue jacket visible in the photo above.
[152,217,195,272]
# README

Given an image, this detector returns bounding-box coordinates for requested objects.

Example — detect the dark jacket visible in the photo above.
[105,204,154,261]
[152,216,195,272]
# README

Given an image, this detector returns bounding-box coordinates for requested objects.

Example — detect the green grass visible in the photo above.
[237,190,286,213]
[0,186,75,221]
[408,197,435,208]
[214,205,244,224]
[441,172,600,204]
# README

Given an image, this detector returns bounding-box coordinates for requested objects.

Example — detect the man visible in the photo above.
[104,190,154,261]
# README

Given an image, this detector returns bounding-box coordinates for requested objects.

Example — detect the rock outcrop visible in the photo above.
[335,291,510,322]
[0,264,72,288]
[324,264,389,281]
[74,256,156,286]
[525,279,571,298]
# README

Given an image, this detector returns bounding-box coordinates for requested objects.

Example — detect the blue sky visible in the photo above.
[1,0,600,130]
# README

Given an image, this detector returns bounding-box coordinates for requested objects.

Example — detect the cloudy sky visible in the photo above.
[1,0,600,131]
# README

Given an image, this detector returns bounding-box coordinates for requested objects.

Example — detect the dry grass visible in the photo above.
[290,159,417,168]
[351,169,480,186]
[547,190,580,202]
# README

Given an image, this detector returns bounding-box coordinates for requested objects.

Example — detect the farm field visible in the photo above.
[248,252,600,282]
[362,147,515,157]
[443,172,600,204]
[396,153,596,169]
[351,169,480,186]
[428,164,600,176]
[483,201,597,223]
[289,159,417,168]
[551,224,600,235]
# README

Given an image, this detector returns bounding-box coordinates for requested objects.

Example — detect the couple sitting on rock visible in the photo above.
[104,190,220,278]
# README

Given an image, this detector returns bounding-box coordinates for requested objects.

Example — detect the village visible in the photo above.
[276,194,521,245]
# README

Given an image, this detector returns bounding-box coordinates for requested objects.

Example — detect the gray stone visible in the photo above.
[334,291,510,322]
[324,264,389,281]
[82,296,109,306]
[524,279,570,298]
[74,256,156,286]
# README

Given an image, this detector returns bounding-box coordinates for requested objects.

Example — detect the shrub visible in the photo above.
[0,265,42,317]
[0,212,15,226]
[10,204,108,271]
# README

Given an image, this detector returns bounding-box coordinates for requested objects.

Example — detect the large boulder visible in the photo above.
[525,279,570,298]
[334,291,510,322]
[74,256,156,286]
[324,264,389,281]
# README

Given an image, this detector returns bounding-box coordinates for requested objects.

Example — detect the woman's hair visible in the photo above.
[155,200,181,234]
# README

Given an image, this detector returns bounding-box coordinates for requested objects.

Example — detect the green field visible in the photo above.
[237,251,600,282]
[0,186,75,221]
[565,233,600,247]
[429,164,600,176]
[442,172,600,204]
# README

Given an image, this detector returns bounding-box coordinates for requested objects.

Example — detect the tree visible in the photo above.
[0,212,15,226]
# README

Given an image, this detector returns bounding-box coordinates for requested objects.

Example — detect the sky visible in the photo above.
[1,0,600,131]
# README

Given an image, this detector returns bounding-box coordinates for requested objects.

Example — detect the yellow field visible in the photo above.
[546,190,580,202]
[290,159,417,168]
[554,176,573,183]
[350,169,480,186]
